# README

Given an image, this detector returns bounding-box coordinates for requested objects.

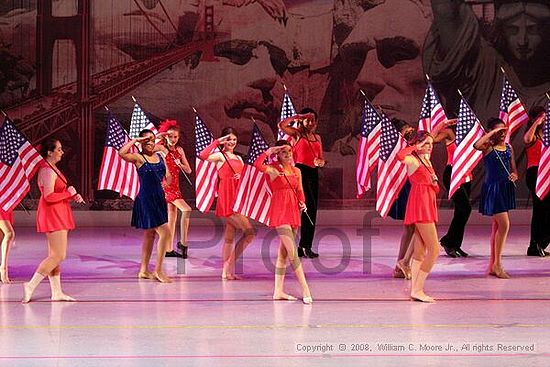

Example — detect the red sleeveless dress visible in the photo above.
[215,157,243,217]
[37,165,76,232]
[0,209,13,224]
[266,164,304,228]
[404,162,440,225]
[163,148,184,203]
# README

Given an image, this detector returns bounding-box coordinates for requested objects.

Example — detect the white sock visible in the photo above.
[48,275,76,301]
[22,272,45,303]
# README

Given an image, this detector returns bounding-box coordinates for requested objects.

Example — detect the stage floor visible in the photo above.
[1,220,549,366]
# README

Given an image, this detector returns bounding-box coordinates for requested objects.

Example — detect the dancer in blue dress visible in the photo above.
[119,129,173,283]
[474,118,518,279]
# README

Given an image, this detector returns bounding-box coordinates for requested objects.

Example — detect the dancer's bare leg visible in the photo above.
[138,230,155,279]
[166,203,178,252]
[227,215,255,276]
[273,243,296,301]
[24,231,70,303]
[153,223,172,283]
[172,199,191,246]
[410,224,439,303]
[222,221,236,280]
[489,212,510,278]
[0,220,15,284]
[277,226,311,303]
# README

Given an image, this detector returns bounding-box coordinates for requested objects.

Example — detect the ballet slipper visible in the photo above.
[152,272,172,283]
[0,267,10,284]
[273,292,297,301]
[489,265,510,279]
[138,271,154,279]
[396,259,412,280]
[22,282,33,303]
[51,293,76,302]
[302,295,313,305]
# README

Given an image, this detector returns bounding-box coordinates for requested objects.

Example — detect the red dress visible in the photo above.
[215,157,243,217]
[37,166,76,233]
[163,148,184,203]
[404,162,440,225]
[266,164,304,228]
[0,209,13,224]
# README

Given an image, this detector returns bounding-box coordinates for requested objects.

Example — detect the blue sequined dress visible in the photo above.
[131,153,168,229]
[479,145,516,216]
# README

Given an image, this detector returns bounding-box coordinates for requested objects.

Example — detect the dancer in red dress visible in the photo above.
[0,208,14,283]
[22,139,84,303]
[199,127,255,280]
[254,140,312,304]
[157,120,192,259]
[397,131,440,303]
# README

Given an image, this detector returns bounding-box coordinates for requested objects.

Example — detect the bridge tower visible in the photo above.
[36,0,94,200]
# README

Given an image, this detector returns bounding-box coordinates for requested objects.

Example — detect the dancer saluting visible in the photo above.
[119,129,173,283]
[474,118,518,278]
[397,131,440,303]
[199,127,255,280]
[254,140,313,304]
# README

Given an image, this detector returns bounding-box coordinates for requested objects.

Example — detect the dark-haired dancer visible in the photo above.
[23,139,84,303]
[433,119,472,258]
[0,209,14,283]
[474,118,518,279]
[278,108,325,258]
[199,127,255,280]
[119,129,173,283]
[523,107,550,257]
[397,131,440,303]
[157,120,192,259]
[254,141,312,304]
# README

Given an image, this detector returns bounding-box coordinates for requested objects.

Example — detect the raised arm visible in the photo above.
[198,135,234,163]
[473,126,507,153]
[253,147,283,180]
[397,145,419,165]
[119,137,147,164]
[523,114,545,145]
[278,113,314,139]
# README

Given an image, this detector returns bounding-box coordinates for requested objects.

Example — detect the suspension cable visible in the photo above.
[158,0,179,34]
[132,0,173,43]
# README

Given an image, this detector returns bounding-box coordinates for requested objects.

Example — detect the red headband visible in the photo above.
[159,119,178,133]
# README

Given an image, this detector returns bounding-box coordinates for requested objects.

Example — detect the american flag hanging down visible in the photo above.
[376,116,407,217]
[194,114,218,212]
[418,82,447,133]
[232,124,272,225]
[97,113,140,200]
[356,99,381,197]
[499,75,528,142]
[536,100,550,200]
[277,92,297,140]
[0,118,43,212]
[449,98,484,199]
[129,103,157,139]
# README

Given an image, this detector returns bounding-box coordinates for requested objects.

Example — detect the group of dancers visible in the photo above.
[0,106,549,304]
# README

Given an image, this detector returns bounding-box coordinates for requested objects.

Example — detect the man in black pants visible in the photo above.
[278,108,325,258]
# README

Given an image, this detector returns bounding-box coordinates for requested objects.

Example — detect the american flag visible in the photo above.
[356,99,381,197]
[536,100,550,200]
[418,82,447,133]
[449,98,484,199]
[0,118,43,212]
[376,115,407,217]
[194,114,218,212]
[499,76,528,142]
[129,103,157,139]
[277,92,297,140]
[97,113,140,199]
[233,124,272,225]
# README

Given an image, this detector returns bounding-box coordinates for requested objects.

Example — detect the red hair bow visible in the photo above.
[159,119,178,133]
